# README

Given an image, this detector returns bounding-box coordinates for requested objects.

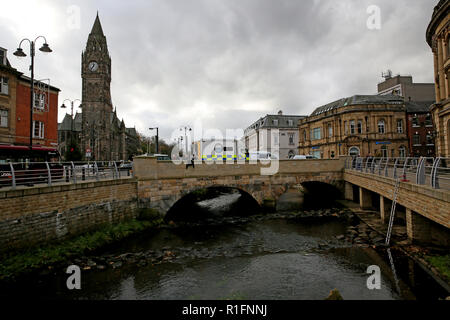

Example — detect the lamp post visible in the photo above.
[180,126,192,158]
[149,127,159,154]
[60,99,81,144]
[13,36,52,155]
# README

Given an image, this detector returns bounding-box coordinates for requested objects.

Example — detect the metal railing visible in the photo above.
[345,157,450,190]
[0,161,133,190]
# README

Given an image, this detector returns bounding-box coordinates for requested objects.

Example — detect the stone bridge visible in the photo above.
[133,156,346,215]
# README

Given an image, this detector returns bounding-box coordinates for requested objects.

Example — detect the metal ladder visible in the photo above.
[385,178,400,246]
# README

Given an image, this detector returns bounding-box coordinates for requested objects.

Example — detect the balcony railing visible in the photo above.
[345,157,450,190]
[0,161,133,190]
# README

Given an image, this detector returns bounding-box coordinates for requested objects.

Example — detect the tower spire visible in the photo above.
[90,11,104,36]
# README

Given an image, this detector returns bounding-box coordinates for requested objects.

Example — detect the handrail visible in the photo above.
[0,160,134,190]
[346,157,450,190]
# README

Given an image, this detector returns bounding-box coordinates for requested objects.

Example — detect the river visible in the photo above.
[2,191,448,300]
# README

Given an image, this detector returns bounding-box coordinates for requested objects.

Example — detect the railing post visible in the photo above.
[401,157,410,181]
[370,158,376,174]
[378,158,384,175]
[9,162,16,190]
[416,157,425,185]
[393,158,399,179]
[71,161,77,184]
[94,162,99,181]
[45,161,52,186]
[113,161,119,179]
[431,157,441,189]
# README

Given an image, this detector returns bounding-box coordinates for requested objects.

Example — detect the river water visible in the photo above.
[2,192,449,300]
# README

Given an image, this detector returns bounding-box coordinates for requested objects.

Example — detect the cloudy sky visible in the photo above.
[1,0,438,141]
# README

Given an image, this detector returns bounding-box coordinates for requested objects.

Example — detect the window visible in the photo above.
[357,120,362,134]
[303,130,307,142]
[0,77,8,95]
[272,119,279,126]
[32,121,44,139]
[397,119,403,133]
[413,132,420,145]
[378,120,385,134]
[34,93,46,110]
[328,124,333,138]
[289,133,295,145]
[412,115,419,127]
[288,120,293,126]
[350,120,355,134]
[0,109,7,127]
[311,127,321,140]
[426,132,434,145]
[344,121,348,135]
[399,146,406,158]
[381,146,388,158]
[349,146,359,157]
[425,114,432,127]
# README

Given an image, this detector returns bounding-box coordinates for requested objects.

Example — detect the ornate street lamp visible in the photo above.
[13,36,52,154]
[60,99,82,144]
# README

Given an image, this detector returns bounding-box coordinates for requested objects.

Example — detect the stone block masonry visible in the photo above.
[0,178,138,252]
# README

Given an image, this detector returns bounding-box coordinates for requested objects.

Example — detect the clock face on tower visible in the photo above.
[88,61,99,72]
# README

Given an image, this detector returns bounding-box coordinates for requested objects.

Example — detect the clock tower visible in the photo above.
[81,12,114,160]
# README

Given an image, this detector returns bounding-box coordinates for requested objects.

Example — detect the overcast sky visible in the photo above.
[1,0,438,141]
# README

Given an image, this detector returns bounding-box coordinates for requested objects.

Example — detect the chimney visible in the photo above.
[278,110,283,115]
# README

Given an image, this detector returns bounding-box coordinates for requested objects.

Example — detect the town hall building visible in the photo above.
[58,13,139,161]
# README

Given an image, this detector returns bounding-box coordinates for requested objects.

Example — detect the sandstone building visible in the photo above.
[298,95,409,159]
[426,0,450,157]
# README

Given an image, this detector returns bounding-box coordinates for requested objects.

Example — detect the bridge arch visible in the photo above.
[164,186,260,222]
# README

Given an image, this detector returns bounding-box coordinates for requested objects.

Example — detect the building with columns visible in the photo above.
[426,0,450,157]
[298,95,409,159]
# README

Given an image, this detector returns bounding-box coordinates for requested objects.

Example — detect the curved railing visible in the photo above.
[0,161,133,190]
[345,157,450,190]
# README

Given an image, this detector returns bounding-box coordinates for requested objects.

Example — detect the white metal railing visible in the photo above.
[345,157,450,190]
[0,161,133,190]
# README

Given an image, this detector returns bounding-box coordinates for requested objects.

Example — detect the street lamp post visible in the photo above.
[180,126,192,158]
[60,99,81,144]
[13,36,52,155]
[149,127,159,154]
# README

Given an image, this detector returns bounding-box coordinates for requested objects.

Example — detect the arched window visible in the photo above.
[349,146,360,157]
[378,120,385,134]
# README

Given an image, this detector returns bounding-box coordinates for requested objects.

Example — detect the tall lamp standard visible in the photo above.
[149,127,159,154]
[13,36,52,155]
[180,126,192,158]
[60,99,82,144]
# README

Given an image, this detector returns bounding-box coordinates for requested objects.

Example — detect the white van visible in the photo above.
[249,151,278,161]
[291,155,315,160]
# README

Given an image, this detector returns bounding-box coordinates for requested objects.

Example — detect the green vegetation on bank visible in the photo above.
[425,254,450,282]
[0,212,163,281]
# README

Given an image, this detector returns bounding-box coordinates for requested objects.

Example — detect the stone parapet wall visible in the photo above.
[0,178,138,252]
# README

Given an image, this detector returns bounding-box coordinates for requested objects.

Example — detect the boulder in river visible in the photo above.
[325,289,343,300]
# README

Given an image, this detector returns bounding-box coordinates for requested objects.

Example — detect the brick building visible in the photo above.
[377,73,436,157]
[298,95,409,159]
[0,46,60,156]
[405,101,436,157]
[426,0,450,157]
[0,47,20,146]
